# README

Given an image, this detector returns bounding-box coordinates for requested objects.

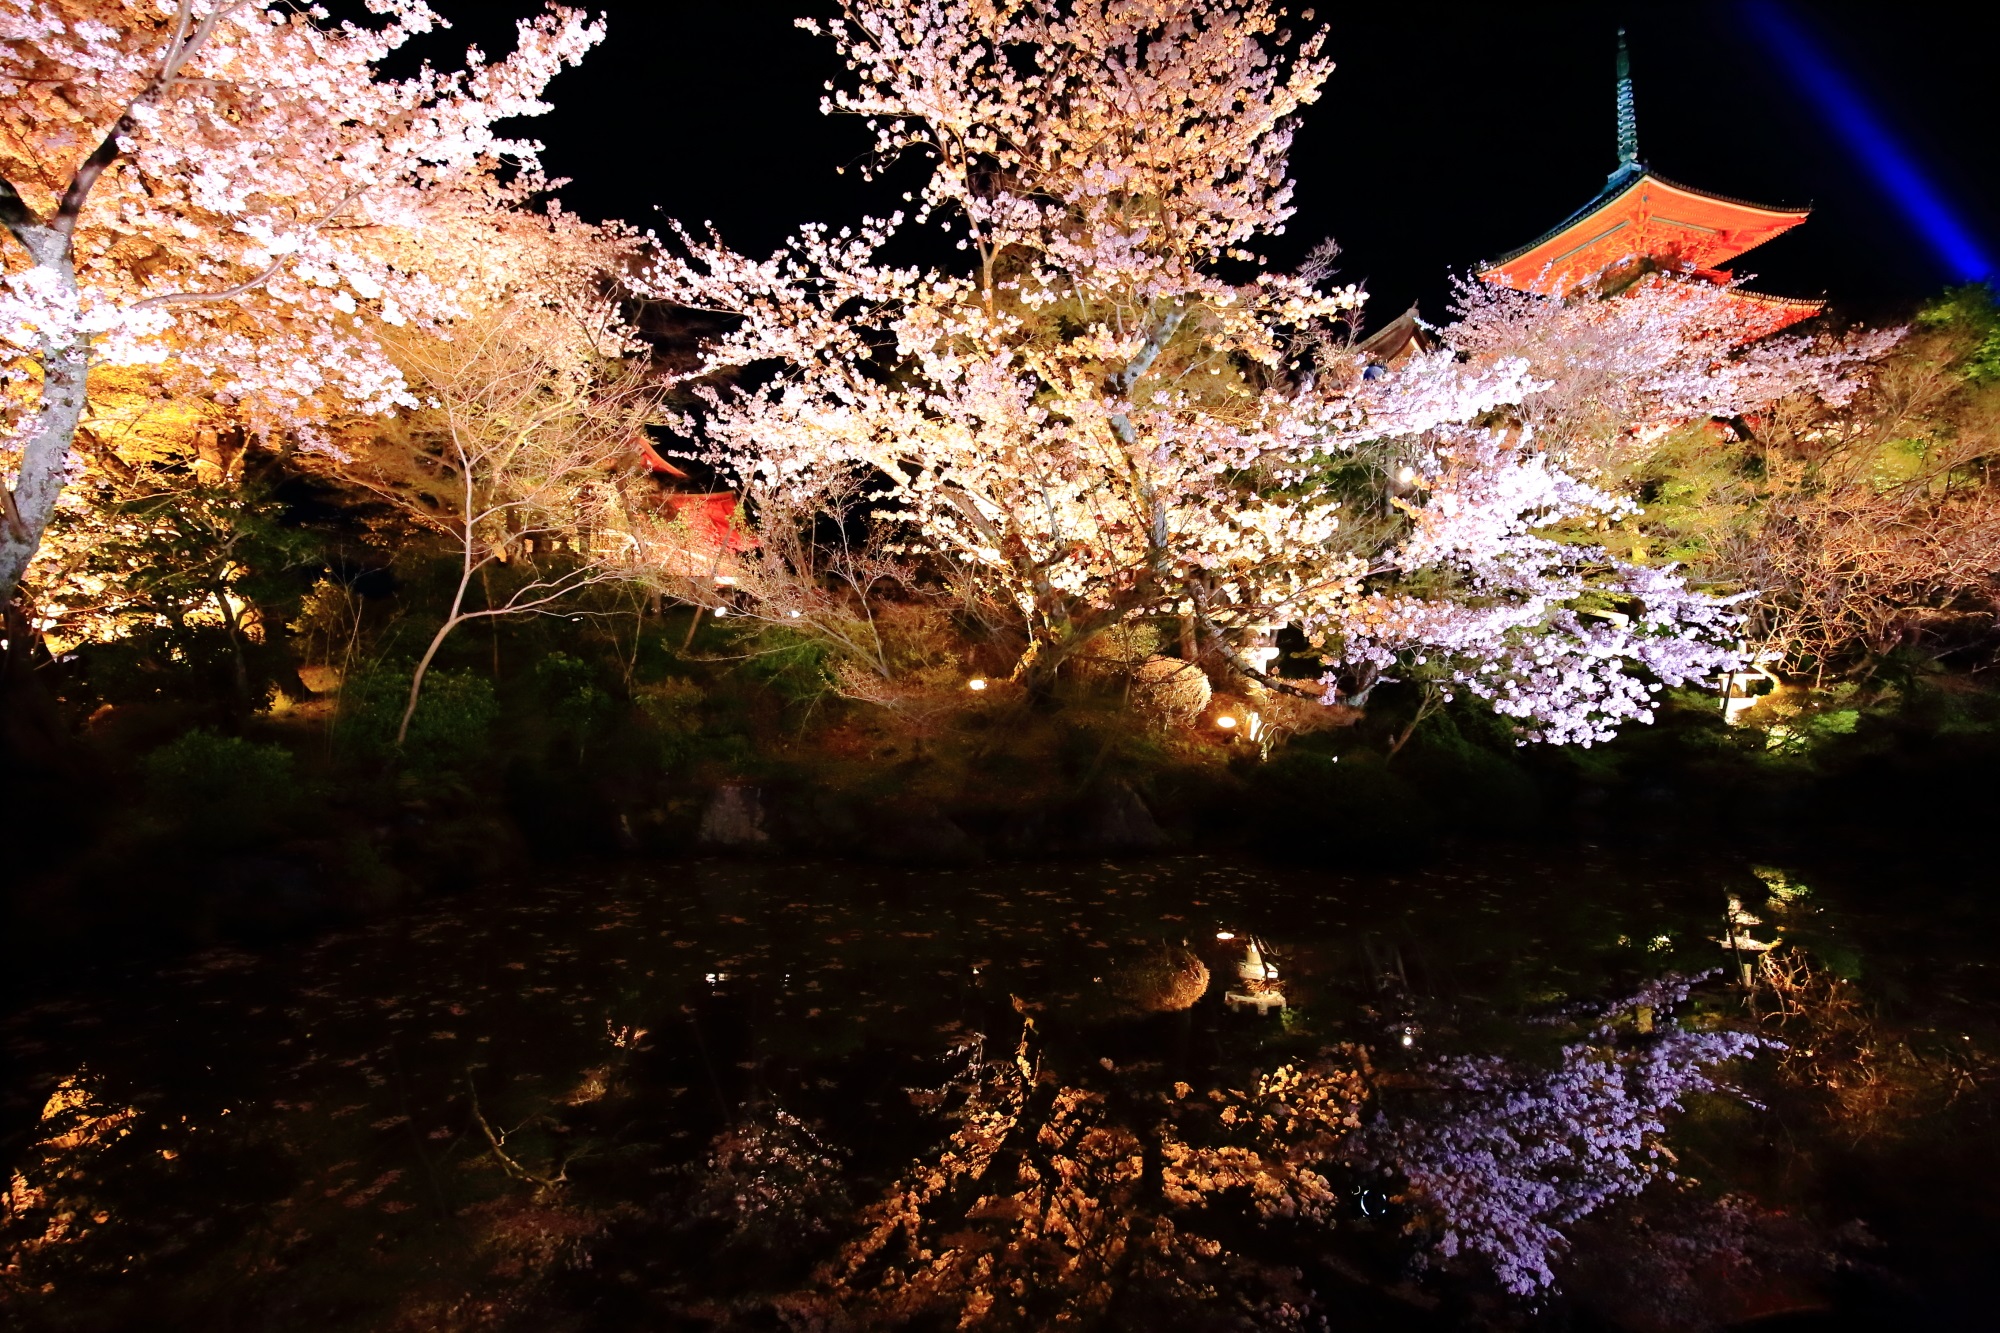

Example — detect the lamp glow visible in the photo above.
[1216,714,1237,729]
[967,676,988,691]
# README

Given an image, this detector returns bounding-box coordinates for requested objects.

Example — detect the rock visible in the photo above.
[767,786,862,854]
[1112,944,1211,1014]
[865,801,976,863]
[988,805,1051,858]
[1130,654,1211,726]
[1085,779,1168,853]
[699,783,771,849]
[1037,942,1211,1023]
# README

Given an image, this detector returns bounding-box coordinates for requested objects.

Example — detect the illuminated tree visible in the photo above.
[1444,272,1896,469]
[0,0,607,620]
[1616,286,2000,677]
[644,0,1798,748]
[1314,275,1899,744]
[333,304,660,746]
[647,0,1437,691]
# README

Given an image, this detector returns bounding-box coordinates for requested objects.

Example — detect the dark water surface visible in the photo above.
[4,851,1996,1330]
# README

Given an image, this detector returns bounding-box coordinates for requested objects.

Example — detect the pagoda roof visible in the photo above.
[1354,304,1441,369]
[1703,285,1827,341]
[1480,167,1810,293]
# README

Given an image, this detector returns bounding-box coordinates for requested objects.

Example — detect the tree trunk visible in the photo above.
[213,584,254,717]
[1385,683,1443,760]
[397,543,481,747]
[0,251,88,608]
[0,597,77,777]
[396,612,463,749]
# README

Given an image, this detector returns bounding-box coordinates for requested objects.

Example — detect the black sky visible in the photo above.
[434,1,1999,326]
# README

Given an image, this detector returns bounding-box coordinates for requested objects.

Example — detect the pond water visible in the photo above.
[4,850,1996,1331]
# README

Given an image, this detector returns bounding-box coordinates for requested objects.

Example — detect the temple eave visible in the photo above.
[1480,169,1810,291]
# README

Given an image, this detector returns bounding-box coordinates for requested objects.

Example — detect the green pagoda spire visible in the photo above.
[1611,28,1641,184]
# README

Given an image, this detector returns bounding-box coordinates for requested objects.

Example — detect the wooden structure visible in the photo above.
[1479,31,1822,337]
[635,435,750,555]
[1354,304,1443,373]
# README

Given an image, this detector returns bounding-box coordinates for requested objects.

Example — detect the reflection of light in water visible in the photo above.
[1223,935,1286,1015]
[1238,939,1277,983]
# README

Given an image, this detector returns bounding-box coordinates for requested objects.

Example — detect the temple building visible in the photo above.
[1478,30,1823,340]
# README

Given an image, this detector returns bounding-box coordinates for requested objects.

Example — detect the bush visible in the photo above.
[140,731,298,847]
[337,666,498,774]
[1400,712,1546,835]
[635,676,707,769]
[530,652,621,762]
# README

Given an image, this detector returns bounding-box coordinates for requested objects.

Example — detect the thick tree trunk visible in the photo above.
[0,252,88,609]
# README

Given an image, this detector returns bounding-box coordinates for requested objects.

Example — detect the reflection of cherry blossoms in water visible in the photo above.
[673,1107,850,1254]
[8,860,1887,1329]
[750,974,1771,1324]
[1360,973,1772,1295]
[774,1025,1364,1332]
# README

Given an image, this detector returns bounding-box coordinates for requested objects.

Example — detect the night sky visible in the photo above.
[431,1,1998,326]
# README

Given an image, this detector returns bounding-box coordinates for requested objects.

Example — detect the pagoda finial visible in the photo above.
[1612,28,1641,183]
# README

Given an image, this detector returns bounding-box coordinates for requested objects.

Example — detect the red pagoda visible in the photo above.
[636,434,751,556]
[1479,31,1822,339]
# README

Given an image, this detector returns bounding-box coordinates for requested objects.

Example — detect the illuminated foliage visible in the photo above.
[1,0,612,608]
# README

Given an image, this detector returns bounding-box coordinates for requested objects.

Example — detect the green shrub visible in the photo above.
[140,731,298,847]
[635,676,707,769]
[531,652,621,761]
[1399,710,1545,834]
[736,624,832,707]
[338,667,498,773]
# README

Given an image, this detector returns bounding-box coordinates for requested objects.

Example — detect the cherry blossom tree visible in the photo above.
[645,0,1429,690]
[1444,272,1898,469]
[0,0,607,619]
[1312,276,1899,745]
[646,0,1895,743]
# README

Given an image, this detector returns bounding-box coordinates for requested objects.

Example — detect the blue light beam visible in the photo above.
[1743,0,1994,281]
